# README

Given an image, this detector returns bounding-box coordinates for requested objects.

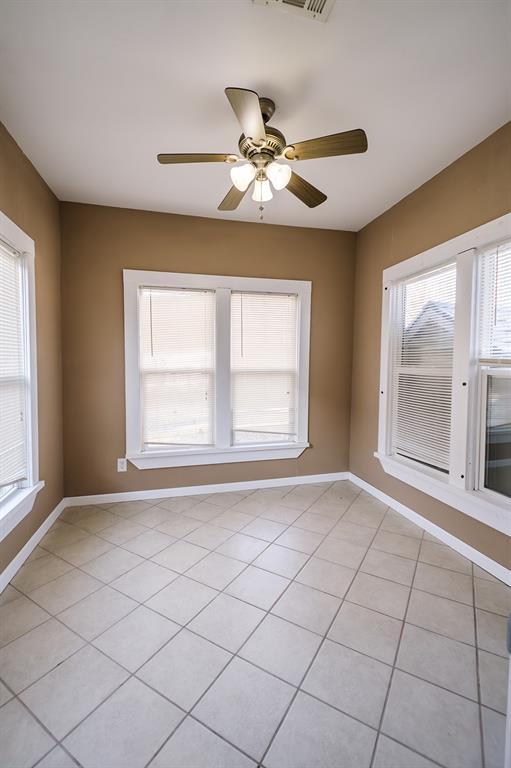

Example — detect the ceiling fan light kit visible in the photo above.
[157,86,368,218]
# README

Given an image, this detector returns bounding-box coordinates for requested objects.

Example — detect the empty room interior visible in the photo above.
[0,1,510,767]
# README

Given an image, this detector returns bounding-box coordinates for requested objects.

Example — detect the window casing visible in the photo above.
[377,213,511,536]
[124,270,311,469]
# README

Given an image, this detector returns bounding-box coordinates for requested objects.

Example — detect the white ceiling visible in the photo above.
[0,0,509,231]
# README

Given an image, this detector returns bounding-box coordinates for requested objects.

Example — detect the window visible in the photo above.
[0,211,41,540]
[377,213,511,536]
[124,270,311,468]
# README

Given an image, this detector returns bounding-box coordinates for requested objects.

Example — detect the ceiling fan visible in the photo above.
[157,87,368,215]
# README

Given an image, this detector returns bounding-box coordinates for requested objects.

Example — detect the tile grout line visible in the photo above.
[472,560,486,768]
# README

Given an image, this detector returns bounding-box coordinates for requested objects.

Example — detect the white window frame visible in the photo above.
[123,269,311,469]
[377,212,511,537]
[0,211,43,542]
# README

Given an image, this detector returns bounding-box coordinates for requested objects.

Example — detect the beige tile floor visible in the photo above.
[0,480,509,768]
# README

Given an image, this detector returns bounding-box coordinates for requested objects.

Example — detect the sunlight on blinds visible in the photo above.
[479,241,511,360]
[231,291,298,444]
[139,287,215,447]
[391,263,457,471]
[0,242,27,488]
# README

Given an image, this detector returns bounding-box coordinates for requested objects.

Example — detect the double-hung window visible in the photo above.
[0,211,41,539]
[124,270,311,468]
[377,213,511,536]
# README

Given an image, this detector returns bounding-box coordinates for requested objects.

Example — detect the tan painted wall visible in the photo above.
[60,203,356,496]
[0,123,63,572]
[350,122,511,568]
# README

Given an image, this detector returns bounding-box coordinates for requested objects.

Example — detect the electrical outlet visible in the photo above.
[117,458,127,472]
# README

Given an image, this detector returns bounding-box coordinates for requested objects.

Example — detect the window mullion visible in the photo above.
[449,248,477,488]
[215,288,232,449]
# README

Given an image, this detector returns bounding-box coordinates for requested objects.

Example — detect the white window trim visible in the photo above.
[0,211,43,542]
[377,212,511,537]
[123,269,311,469]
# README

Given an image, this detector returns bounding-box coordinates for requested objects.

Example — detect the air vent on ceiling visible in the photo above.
[253,0,336,23]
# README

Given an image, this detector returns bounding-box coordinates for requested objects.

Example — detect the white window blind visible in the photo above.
[231,291,298,444]
[478,240,511,361]
[139,287,215,447]
[0,241,27,488]
[390,262,457,471]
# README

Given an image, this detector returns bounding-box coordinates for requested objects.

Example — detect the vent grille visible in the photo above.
[253,0,335,23]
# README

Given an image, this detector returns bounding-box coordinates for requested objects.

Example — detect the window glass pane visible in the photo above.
[139,288,215,447]
[484,374,511,498]
[231,292,298,444]
[479,241,511,360]
[391,263,456,471]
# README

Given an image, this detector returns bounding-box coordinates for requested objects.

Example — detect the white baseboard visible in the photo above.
[0,498,68,593]
[62,471,351,507]
[349,473,511,587]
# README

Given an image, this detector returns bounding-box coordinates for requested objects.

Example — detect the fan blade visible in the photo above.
[287,171,327,208]
[225,88,266,144]
[157,153,235,164]
[218,185,248,211]
[284,129,368,161]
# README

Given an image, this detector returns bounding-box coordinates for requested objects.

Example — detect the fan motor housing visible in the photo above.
[238,125,287,166]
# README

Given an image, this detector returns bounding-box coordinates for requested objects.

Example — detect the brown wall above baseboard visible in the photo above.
[60,203,356,497]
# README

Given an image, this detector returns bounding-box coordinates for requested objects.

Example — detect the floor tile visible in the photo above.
[328,601,402,664]
[108,500,153,518]
[193,657,294,762]
[346,572,410,619]
[155,516,201,539]
[361,548,416,586]
[145,576,217,625]
[294,511,335,535]
[0,679,13,706]
[36,745,79,767]
[206,491,247,509]
[151,540,209,572]
[474,577,511,616]
[0,595,49,647]
[271,582,341,634]
[474,565,499,582]
[99,519,147,545]
[397,623,477,699]
[253,544,308,578]
[186,552,245,590]
[241,518,287,542]
[93,605,180,671]
[0,698,55,768]
[274,527,324,555]
[315,537,368,569]
[75,508,119,533]
[406,589,475,644]
[413,562,473,605]
[373,735,438,767]
[371,530,420,560]
[149,716,255,767]
[159,495,206,513]
[295,557,355,598]
[81,547,143,582]
[131,505,174,529]
[481,706,506,768]
[328,520,376,547]
[382,670,481,768]
[418,540,472,574]
[40,523,90,552]
[58,585,137,640]
[184,501,224,523]
[185,524,233,550]
[138,629,231,709]
[110,560,178,602]
[63,677,183,768]
[264,691,376,768]
[11,554,73,594]
[20,644,128,739]
[216,532,268,563]
[29,569,101,614]
[478,649,508,713]
[380,511,424,540]
[210,509,254,531]
[260,505,303,525]
[121,528,176,557]
[59,505,98,524]
[188,593,265,652]
[55,534,113,566]
[0,584,23,607]
[303,639,391,727]
[225,565,289,610]
[239,614,321,685]
[476,608,508,657]
[343,504,386,529]
[0,618,84,692]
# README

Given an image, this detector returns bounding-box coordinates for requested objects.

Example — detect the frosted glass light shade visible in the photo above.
[266,162,292,190]
[252,179,273,202]
[230,163,256,191]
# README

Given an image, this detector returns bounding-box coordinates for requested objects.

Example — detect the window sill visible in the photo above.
[128,443,310,469]
[375,452,511,536]
[0,480,45,542]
